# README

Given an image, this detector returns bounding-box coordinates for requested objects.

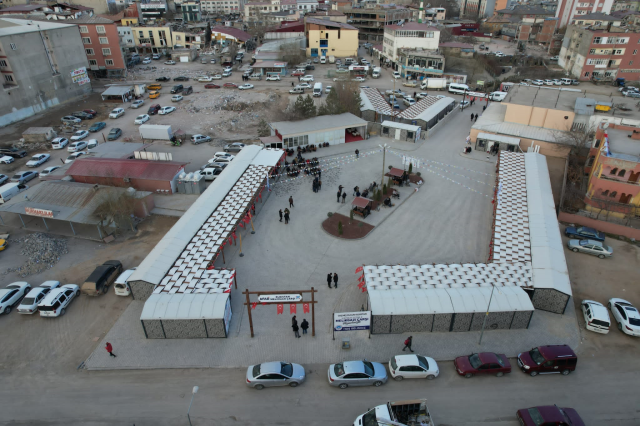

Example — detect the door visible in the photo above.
[540,359,557,373]
[395,129,401,140]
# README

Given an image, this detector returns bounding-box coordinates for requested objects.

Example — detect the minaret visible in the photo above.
[418,1,424,23]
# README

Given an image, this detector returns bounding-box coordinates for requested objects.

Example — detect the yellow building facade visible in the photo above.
[305,18,358,58]
[133,26,173,53]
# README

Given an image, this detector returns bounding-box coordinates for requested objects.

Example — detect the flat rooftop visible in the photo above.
[604,127,640,162]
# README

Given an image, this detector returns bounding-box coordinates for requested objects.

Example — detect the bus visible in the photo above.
[448,83,470,94]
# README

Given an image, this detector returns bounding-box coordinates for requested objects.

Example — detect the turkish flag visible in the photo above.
[303,303,310,313]
[290,304,296,314]
[361,286,367,293]
[277,304,284,315]
[358,282,364,289]
[355,266,363,273]
[358,274,365,283]
[251,302,257,310]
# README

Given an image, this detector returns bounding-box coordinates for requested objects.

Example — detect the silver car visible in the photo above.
[246,361,306,389]
[328,360,388,389]
[567,239,613,259]
[224,142,245,152]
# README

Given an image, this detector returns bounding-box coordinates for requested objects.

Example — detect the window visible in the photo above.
[614,49,623,54]
[105,59,114,66]
[610,191,617,197]
[587,156,595,167]
[584,71,590,77]
[4,74,14,82]
[630,61,634,65]
[610,167,618,175]
[79,25,89,33]
[85,48,94,55]
[82,37,91,44]
[10,43,16,50]
[99,37,108,44]
[618,169,626,176]
[602,189,609,196]
[89,59,98,66]
[590,48,596,54]
[102,48,111,56]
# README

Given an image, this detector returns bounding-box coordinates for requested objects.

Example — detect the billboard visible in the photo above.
[333,311,371,331]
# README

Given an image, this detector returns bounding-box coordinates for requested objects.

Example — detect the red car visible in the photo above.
[204,84,221,89]
[454,352,511,378]
[83,109,97,116]
[517,406,585,426]
[291,71,305,76]
[223,83,238,88]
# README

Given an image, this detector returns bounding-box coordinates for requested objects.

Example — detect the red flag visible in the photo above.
[358,274,365,283]
[251,302,257,310]
[276,304,284,315]
[224,288,230,293]
[357,282,364,289]
[355,266,363,273]
[261,302,266,306]
[303,303,310,313]
[290,304,296,314]
[361,286,367,293]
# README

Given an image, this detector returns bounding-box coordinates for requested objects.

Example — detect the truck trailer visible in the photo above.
[420,78,447,90]
[139,124,173,141]
[353,399,434,426]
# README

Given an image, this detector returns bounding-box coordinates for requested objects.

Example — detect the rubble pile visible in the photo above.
[4,233,69,277]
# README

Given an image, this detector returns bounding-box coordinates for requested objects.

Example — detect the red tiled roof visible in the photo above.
[66,158,187,181]
[211,26,252,42]
[385,22,439,31]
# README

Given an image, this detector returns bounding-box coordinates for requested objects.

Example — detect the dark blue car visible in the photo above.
[565,226,605,242]
[89,121,106,132]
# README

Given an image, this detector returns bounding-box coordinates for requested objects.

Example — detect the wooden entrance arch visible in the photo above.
[243,288,318,337]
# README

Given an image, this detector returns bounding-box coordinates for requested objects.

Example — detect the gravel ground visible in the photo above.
[3,233,69,277]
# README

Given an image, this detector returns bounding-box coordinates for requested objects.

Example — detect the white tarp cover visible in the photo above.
[141,293,229,320]
[101,85,133,96]
[381,120,421,132]
[250,148,284,167]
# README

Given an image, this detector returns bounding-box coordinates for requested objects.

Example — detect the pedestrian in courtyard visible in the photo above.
[333,272,338,288]
[482,105,486,112]
[292,315,298,327]
[337,190,341,202]
[289,196,294,207]
[105,342,116,358]
[312,180,317,193]
[338,185,344,194]
[292,321,300,338]
[353,186,359,196]
[355,149,360,158]
[470,113,474,122]
[318,170,321,180]
[318,180,322,191]
[284,209,290,224]
[474,114,478,122]
[291,81,294,87]
[301,319,309,334]
[327,273,333,289]
[356,190,361,197]
[342,192,347,203]
[413,91,416,99]
[402,336,414,352]
[279,209,283,222]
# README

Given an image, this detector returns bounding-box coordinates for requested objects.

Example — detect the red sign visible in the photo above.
[251,302,257,310]
[277,304,284,315]
[290,304,296,314]
[303,303,310,313]
[25,207,53,218]
[355,266,363,273]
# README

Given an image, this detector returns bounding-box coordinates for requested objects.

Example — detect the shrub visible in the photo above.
[416,172,421,177]
[349,210,354,222]
[338,221,343,235]
[327,212,333,217]
[388,165,393,170]
[408,163,413,174]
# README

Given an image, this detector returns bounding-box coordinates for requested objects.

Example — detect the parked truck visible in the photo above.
[420,78,447,90]
[488,91,508,101]
[0,182,29,204]
[353,399,434,426]
[139,124,173,141]
[329,55,335,64]
[372,67,381,78]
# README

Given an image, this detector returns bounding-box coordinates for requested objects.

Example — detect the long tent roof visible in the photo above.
[140,293,229,320]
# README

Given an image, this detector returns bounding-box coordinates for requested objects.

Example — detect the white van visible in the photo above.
[372,67,381,78]
[581,300,611,334]
[0,182,28,204]
[329,55,335,64]
[488,91,508,102]
[313,82,323,97]
[114,268,137,296]
[201,166,224,181]
[448,83,470,94]
[320,56,326,64]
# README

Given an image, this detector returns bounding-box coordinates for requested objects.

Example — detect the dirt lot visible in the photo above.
[0,215,177,374]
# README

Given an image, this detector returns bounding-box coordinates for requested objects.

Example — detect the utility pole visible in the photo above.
[479,285,497,345]
[379,143,388,188]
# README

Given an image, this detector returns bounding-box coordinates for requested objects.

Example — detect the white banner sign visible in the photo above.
[334,311,371,331]
[258,294,302,303]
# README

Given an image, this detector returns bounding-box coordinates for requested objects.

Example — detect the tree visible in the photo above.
[294,95,317,119]
[439,27,455,44]
[93,190,137,233]
[280,42,306,68]
[318,81,362,116]
[338,220,343,235]
[556,127,594,212]
[257,119,271,137]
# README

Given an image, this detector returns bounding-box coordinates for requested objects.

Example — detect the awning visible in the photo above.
[477,132,520,146]
[101,85,133,97]
[388,167,405,178]
[352,196,373,209]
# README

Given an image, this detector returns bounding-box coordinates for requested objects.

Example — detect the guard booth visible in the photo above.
[381,121,421,142]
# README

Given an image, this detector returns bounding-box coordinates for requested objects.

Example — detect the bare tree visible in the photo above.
[556,127,594,212]
[280,42,306,67]
[93,190,137,233]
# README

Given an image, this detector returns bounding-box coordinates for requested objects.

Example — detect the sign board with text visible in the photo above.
[334,311,371,331]
[258,294,302,303]
[25,207,53,218]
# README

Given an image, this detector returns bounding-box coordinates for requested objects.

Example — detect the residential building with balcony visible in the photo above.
[305,18,358,58]
[133,26,173,54]
[556,0,615,27]
[297,0,318,14]
[305,10,346,23]
[612,0,640,12]
[382,22,439,62]
[140,1,168,23]
[343,5,412,42]
[396,48,444,79]
[281,0,297,12]
[244,1,282,21]
[558,22,640,82]
[180,1,202,22]
[0,18,92,127]
[202,0,241,14]
[118,26,136,55]
[172,31,204,49]
[69,15,126,79]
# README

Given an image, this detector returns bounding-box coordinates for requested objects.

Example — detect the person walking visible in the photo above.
[337,190,341,202]
[301,318,309,335]
[279,209,283,222]
[342,192,346,203]
[482,105,487,112]
[312,181,317,193]
[333,272,338,288]
[470,113,474,122]
[338,185,344,194]
[355,149,360,158]
[291,81,294,87]
[292,315,298,327]
[289,196,294,207]
[292,322,300,338]
[318,179,322,191]
[402,336,414,352]
[353,186,359,196]
[105,342,116,358]
[474,113,478,122]
[284,209,290,224]
[327,273,333,289]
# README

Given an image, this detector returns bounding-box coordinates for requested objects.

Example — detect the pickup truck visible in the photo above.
[353,400,434,426]
[289,87,304,94]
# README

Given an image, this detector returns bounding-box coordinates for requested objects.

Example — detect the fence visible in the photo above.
[558,211,640,240]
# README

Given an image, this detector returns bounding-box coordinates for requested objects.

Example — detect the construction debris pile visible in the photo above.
[4,233,69,277]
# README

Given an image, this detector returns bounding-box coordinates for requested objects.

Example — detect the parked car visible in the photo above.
[191,134,212,145]
[266,75,281,81]
[26,154,50,168]
[238,84,254,90]
[564,226,605,242]
[296,83,312,90]
[223,66,233,73]
[89,122,106,132]
[107,128,122,141]
[223,82,238,88]
[39,166,61,179]
[142,57,151,64]
[608,298,640,336]
[517,345,577,376]
[149,90,160,99]
[152,54,161,60]
[156,76,170,81]
[132,99,144,109]
[17,281,60,314]
[170,84,183,94]
[174,76,189,81]
[389,354,439,380]
[61,115,81,124]
[68,141,88,152]
[224,142,245,152]
[65,152,87,163]
[0,282,31,314]
[0,174,8,185]
[0,148,27,158]
[211,74,223,80]
[454,352,511,378]
[71,111,94,120]
[51,137,69,150]
[0,156,12,164]
[135,114,150,125]
[201,166,224,181]
[222,71,232,77]
[147,84,162,90]
[213,152,234,161]
[291,71,305,77]
[531,80,544,86]
[353,76,366,82]
[328,360,388,388]
[459,100,470,109]
[114,268,137,296]
[81,260,123,296]
[38,284,80,317]
[581,300,611,334]
[159,106,176,115]
[70,130,89,141]
[109,108,125,118]
[567,239,613,259]
[87,139,98,149]
[393,71,401,79]
[205,83,221,89]
[83,109,98,117]
[289,87,304,94]
[300,75,314,82]
[517,406,585,426]
[171,94,184,102]
[148,104,161,115]
[246,362,306,389]
[164,60,176,65]
[553,79,563,85]
[11,171,38,183]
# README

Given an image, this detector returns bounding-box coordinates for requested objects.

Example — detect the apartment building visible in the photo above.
[118,26,136,55]
[202,0,242,14]
[556,0,615,28]
[181,1,202,22]
[69,16,126,78]
[396,48,445,78]
[305,18,358,57]
[382,22,439,62]
[133,26,173,54]
[343,5,412,42]
[0,18,92,127]
[140,1,168,23]
[244,0,281,21]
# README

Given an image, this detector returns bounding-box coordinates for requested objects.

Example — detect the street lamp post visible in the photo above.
[478,285,498,345]
[379,143,388,189]
[187,386,199,426]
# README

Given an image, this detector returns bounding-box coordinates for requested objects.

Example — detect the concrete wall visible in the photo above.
[0,26,92,127]
[503,103,574,131]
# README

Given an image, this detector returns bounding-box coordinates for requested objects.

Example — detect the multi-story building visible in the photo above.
[396,48,445,79]
[180,1,202,22]
[0,3,94,20]
[281,0,297,12]
[244,0,281,21]
[305,18,358,57]
[0,18,92,127]
[343,5,412,42]
[172,31,204,49]
[140,1,168,23]
[305,10,346,22]
[500,16,558,48]
[556,0,615,28]
[494,5,555,22]
[559,21,640,81]
[382,22,440,62]
[612,0,640,12]
[202,0,242,15]
[297,0,318,14]
[133,26,173,55]
[69,16,126,79]
[264,10,301,23]
[118,26,136,55]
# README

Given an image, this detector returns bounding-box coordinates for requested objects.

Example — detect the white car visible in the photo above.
[459,100,470,109]
[39,166,61,179]
[222,71,232,77]
[68,141,88,152]
[65,151,87,164]
[239,84,254,90]
[609,298,640,336]
[224,142,245,152]
[0,282,31,315]
[38,284,80,318]
[165,60,176,65]
[211,74,223,80]
[26,154,50,168]
[393,71,401,79]
[300,75,314,82]
[191,134,212,144]
[223,67,233,73]
[495,51,505,57]
[550,55,559,61]
[581,300,610,334]
[51,137,69,150]
[114,268,137,296]
[519,82,530,86]
[0,174,8,185]
[87,139,98,149]
[389,354,439,380]
[142,58,151,64]
[544,79,554,86]
[553,79,563,85]
[532,80,544,86]
[353,76,366,82]
[198,76,213,82]
[325,85,332,93]
[0,155,15,164]
[17,281,60,314]
[132,99,144,108]
[109,108,125,118]
[135,114,150,124]
[213,152,234,160]
[61,115,81,124]
[415,92,428,99]
[159,106,176,115]
[266,75,281,81]
[171,95,184,102]
[296,83,312,90]
[70,130,89,141]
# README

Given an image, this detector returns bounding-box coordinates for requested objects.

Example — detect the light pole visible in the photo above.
[379,143,389,189]
[478,285,500,345]
[187,386,199,426]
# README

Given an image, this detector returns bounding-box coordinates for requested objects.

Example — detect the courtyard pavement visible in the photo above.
[85,108,581,370]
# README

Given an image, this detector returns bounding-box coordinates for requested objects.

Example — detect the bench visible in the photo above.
[352,209,369,218]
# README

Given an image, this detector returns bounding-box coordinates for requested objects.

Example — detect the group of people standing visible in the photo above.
[312,175,322,193]
[327,273,339,289]
[291,316,309,338]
